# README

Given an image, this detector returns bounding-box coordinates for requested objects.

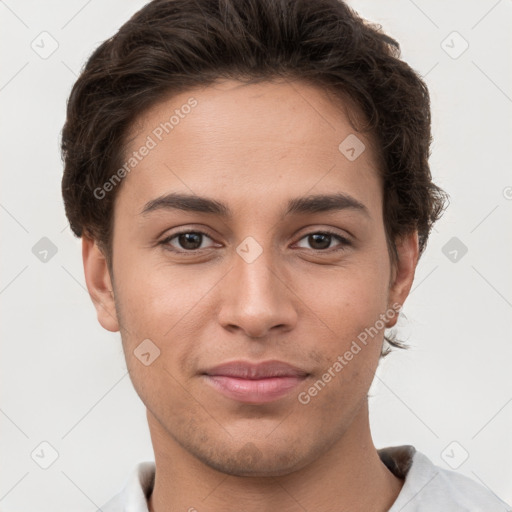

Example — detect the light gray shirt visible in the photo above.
[99,445,511,511]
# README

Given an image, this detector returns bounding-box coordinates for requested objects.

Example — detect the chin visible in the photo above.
[192,440,313,477]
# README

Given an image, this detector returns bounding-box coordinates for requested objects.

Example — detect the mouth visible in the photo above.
[201,360,309,404]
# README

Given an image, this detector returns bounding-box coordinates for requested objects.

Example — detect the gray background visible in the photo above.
[1,0,511,510]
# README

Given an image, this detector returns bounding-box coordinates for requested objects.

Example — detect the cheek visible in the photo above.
[307,262,390,335]
[299,261,391,392]
[112,258,224,394]
[113,248,214,335]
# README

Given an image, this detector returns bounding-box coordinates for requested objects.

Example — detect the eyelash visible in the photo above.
[159,229,352,255]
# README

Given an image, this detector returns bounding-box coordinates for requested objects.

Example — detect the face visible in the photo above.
[83,79,418,476]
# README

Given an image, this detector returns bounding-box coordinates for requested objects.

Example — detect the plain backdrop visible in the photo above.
[1,0,511,510]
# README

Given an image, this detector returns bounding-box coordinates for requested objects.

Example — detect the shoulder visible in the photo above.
[381,445,511,512]
[98,461,156,512]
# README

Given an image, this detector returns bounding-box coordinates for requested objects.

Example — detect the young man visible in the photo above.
[61,0,510,510]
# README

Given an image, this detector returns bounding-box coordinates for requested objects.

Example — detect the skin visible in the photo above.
[83,79,419,512]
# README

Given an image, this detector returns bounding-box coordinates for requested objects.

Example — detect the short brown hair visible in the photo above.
[61,0,448,352]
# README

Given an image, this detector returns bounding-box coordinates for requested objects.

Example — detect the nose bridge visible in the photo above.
[236,244,278,297]
[218,239,296,337]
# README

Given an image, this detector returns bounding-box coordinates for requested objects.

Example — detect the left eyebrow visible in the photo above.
[285,193,370,218]
[140,192,370,219]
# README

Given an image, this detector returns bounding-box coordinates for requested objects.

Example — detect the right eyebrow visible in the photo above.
[140,193,231,217]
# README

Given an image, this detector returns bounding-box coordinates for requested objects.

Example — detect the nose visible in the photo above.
[217,247,298,339]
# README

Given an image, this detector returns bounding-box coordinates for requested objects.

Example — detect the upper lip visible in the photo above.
[203,360,309,379]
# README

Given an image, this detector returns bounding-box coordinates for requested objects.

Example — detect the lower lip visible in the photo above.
[203,375,306,404]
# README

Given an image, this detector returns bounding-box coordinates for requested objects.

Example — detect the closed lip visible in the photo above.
[202,360,309,379]
[202,359,309,404]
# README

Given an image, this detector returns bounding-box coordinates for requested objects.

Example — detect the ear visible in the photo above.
[386,231,419,328]
[82,235,120,332]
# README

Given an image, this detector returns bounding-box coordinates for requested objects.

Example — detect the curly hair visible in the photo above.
[61,0,448,354]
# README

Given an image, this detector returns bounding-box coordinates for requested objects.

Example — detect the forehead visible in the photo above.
[118,79,382,218]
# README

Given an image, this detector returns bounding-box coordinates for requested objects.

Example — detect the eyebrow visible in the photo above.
[140,192,370,218]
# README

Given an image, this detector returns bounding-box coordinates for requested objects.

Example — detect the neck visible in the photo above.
[147,402,403,512]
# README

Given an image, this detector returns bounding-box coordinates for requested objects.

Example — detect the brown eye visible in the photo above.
[161,231,216,252]
[295,231,351,251]
[308,233,332,250]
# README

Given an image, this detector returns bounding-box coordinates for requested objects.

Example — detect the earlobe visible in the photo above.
[386,231,419,328]
[82,235,120,332]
